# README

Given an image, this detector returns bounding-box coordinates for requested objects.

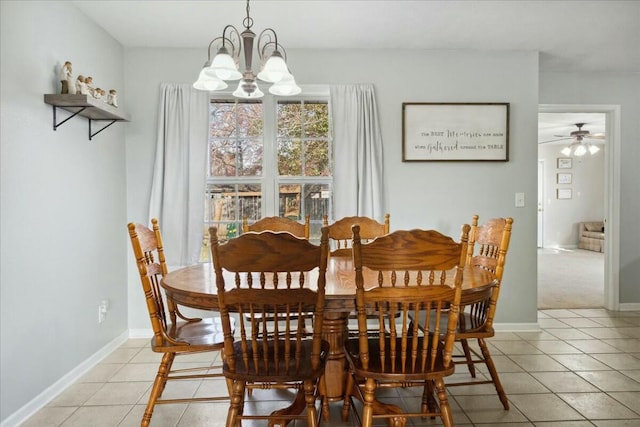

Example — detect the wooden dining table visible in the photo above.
[161,255,498,424]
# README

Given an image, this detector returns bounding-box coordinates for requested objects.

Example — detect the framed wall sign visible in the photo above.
[557,157,572,169]
[402,102,509,161]
[557,173,572,184]
[557,188,572,199]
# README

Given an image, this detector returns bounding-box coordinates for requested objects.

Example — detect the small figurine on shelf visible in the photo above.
[76,75,89,95]
[84,76,95,97]
[59,61,76,94]
[107,89,118,107]
[93,88,105,99]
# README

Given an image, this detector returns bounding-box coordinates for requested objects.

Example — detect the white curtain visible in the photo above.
[330,84,386,220]
[148,83,209,266]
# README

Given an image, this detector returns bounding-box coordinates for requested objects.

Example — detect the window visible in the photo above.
[201,94,332,261]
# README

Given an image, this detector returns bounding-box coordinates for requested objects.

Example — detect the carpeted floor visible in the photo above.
[538,247,604,309]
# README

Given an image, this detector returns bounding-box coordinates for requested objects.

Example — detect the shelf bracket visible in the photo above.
[52,105,87,131]
[89,119,118,141]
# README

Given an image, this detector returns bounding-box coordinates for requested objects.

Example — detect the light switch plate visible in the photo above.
[515,192,525,207]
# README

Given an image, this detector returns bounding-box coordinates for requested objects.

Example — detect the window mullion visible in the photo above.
[262,96,277,216]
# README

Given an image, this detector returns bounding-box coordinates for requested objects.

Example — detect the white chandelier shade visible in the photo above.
[268,73,302,96]
[193,0,300,99]
[193,63,229,91]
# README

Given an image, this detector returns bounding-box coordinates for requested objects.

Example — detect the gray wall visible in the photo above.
[0,1,128,422]
[124,47,540,331]
[538,144,605,247]
[539,71,640,304]
[2,0,639,424]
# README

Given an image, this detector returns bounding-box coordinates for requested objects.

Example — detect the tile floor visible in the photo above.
[20,308,640,426]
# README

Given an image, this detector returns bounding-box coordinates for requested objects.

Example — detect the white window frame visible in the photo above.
[207,85,332,222]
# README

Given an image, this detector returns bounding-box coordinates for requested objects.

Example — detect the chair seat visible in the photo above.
[455,310,493,336]
[152,316,231,353]
[224,339,330,382]
[344,337,454,381]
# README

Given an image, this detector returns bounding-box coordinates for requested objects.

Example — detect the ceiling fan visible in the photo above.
[539,123,605,156]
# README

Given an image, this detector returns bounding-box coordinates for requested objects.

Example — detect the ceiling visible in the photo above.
[538,113,606,147]
[70,1,628,144]
[72,0,640,73]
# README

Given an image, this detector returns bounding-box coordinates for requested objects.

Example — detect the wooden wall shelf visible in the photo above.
[44,94,130,140]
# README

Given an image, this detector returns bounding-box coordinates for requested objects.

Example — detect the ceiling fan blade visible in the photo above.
[586,134,606,140]
[539,137,572,144]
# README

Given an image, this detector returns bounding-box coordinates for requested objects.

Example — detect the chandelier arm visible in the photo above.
[257,28,285,62]
[220,24,242,60]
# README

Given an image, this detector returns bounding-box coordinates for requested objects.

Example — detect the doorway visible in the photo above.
[537,104,620,311]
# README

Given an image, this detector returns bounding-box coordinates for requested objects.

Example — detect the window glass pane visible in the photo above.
[304,140,329,176]
[210,102,236,138]
[277,103,302,138]
[278,184,301,220]
[278,139,302,176]
[209,139,236,176]
[304,103,329,138]
[304,184,330,223]
[238,139,263,176]
[237,102,263,137]
[209,101,263,178]
[205,183,261,232]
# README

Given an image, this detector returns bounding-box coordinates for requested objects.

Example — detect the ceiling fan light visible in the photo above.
[561,146,572,156]
[589,145,600,155]
[574,145,587,156]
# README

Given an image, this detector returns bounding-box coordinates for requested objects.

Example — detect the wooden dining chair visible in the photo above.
[446,215,514,410]
[322,214,390,257]
[210,227,330,427]
[240,214,312,369]
[341,224,470,427]
[127,218,231,427]
[323,214,391,335]
[242,214,310,238]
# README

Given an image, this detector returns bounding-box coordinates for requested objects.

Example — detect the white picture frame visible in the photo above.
[557,188,572,199]
[402,102,509,161]
[557,173,572,184]
[557,157,572,169]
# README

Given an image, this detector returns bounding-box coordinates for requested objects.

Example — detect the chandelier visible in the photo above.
[193,0,300,98]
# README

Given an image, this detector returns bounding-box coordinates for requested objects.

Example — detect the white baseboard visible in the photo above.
[619,302,640,311]
[1,331,129,427]
[493,322,541,332]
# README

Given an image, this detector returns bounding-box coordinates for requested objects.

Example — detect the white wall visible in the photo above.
[124,47,540,330]
[0,1,128,422]
[538,145,605,247]
[540,71,640,304]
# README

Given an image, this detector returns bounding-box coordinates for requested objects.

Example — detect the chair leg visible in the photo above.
[318,373,330,421]
[479,338,509,410]
[433,378,454,427]
[304,380,319,427]
[459,338,476,377]
[341,371,355,421]
[227,380,245,427]
[361,378,376,427]
[421,380,438,416]
[142,352,173,427]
